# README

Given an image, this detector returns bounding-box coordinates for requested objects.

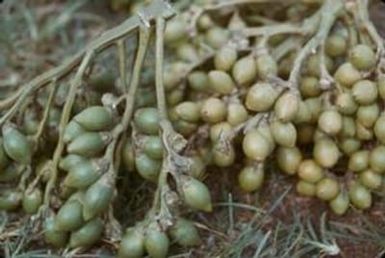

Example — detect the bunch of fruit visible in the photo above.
[1,0,385,257]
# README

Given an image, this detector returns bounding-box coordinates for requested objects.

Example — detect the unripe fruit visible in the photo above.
[374,114,385,143]
[44,216,69,247]
[305,97,322,123]
[296,180,316,197]
[299,76,321,98]
[144,228,170,258]
[83,176,114,220]
[356,104,379,128]
[175,101,201,123]
[336,92,358,115]
[369,146,385,173]
[334,62,361,87]
[349,44,376,70]
[205,27,229,49]
[318,110,342,135]
[118,228,145,258]
[187,156,206,179]
[227,103,248,126]
[200,98,227,123]
[245,83,278,112]
[197,14,213,30]
[359,169,382,190]
[339,137,361,155]
[176,43,198,63]
[257,123,275,150]
[164,18,186,43]
[238,164,264,192]
[170,218,201,247]
[256,54,278,80]
[242,130,271,161]
[181,176,212,212]
[2,125,31,164]
[298,159,324,183]
[294,101,312,124]
[276,146,302,175]
[22,188,42,214]
[352,80,378,105]
[0,190,21,210]
[0,138,9,169]
[349,182,372,209]
[174,120,198,136]
[0,164,21,182]
[348,150,369,172]
[274,92,299,122]
[63,121,86,143]
[67,132,109,157]
[55,200,84,231]
[122,139,135,171]
[212,141,235,167]
[134,108,160,135]
[329,191,349,215]
[325,34,347,57]
[208,70,236,95]
[59,154,87,172]
[378,77,385,99]
[143,136,164,160]
[214,46,237,71]
[74,106,113,131]
[69,218,104,248]
[270,121,297,147]
[340,116,356,138]
[316,178,339,201]
[307,54,333,77]
[232,55,257,85]
[187,71,209,92]
[135,153,161,182]
[64,160,102,189]
[356,121,373,141]
[313,138,340,168]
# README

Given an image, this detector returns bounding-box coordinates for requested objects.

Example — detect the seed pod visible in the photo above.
[83,176,114,220]
[306,54,333,77]
[355,121,373,141]
[378,77,385,99]
[299,76,321,98]
[0,164,21,182]
[227,103,248,126]
[318,109,342,136]
[63,121,86,143]
[134,108,160,135]
[22,188,42,214]
[348,150,369,172]
[2,124,31,164]
[277,146,302,175]
[242,130,271,161]
[208,70,235,95]
[340,116,356,138]
[44,216,69,247]
[305,97,322,123]
[205,27,229,49]
[294,101,312,124]
[352,80,378,105]
[73,106,112,131]
[349,44,376,70]
[329,191,349,215]
[238,163,264,192]
[297,124,315,145]
[270,120,297,147]
[369,145,385,173]
[296,180,316,197]
[0,139,9,169]
[187,71,209,92]
[349,182,372,209]
[336,92,358,115]
[181,176,212,212]
[118,228,145,258]
[359,169,382,190]
[135,153,161,182]
[69,218,103,248]
[64,160,103,189]
[316,178,339,201]
[55,199,84,231]
[374,113,385,143]
[325,34,347,57]
[339,137,361,155]
[176,43,198,63]
[334,62,361,87]
[59,154,87,172]
[313,138,340,168]
[122,139,135,171]
[256,53,278,80]
[67,132,110,157]
[298,159,324,183]
[144,227,170,258]
[175,101,200,123]
[274,92,299,122]
[214,46,237,71]
[232,55,257,86]
[200,97,227,123]
[170,218,201,247]
[0,190,21,211]
[245,83,279,112]
[210,122,232,142]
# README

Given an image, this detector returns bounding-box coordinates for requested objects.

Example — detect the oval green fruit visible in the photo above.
[238,164,264,192]
[144,228,170,258]
[83,176,113,220]
[349,44,376,70]
[352,80,378,105]
[175,101,201,123]
[74,106,113,131]
[245,83,278,112]
[208,70,236,95]
[256,54,278,80]
[359,169,382,190]
[118,228,145,258]
[63,120,86,143]
[181,176,212,212]
[134,108,160,135]
[316,178,339,201]
[0,190,21,211]
[200,98,227,124]
[143,136,164,160]
[232,55,257,86]
[59,154,87,172]
[64,160,102,189]
[334,62,361,87]
[214,46,237,71]
[22,188,42,214]
[348,150,369,172]
[329,191,349,215]
[55,199,84,231]
[67,132,109,157]
[270,121,297,147]
[242,130,271,161]
[69,218,104,248]
[313,138,340,168]
[369,145,385,173]
[298,159,324,183]
[296,180,316,197]
[2,124,31,164]
[170,218,201,247]
[44,216,69,247]
[274,92,299,122]
[135,153,161,182]
[318,110,342,136]
[276,146,302,175]
[349,182,372,209]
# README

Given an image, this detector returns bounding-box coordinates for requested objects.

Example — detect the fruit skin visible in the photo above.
[169,218,201,247]
[59,154,87,172]
[118,228,145,258]
[69,218,104,248]
[348,150,369,172]
[134,108,160,135]
[276,146,302,175]
[200,97,227,124]
[22,188,42,214]
[208,70,235,95]
[44,216,69,248]
[212,141,235,167]
[351,80,378,105]
[356,104,379,128]
[359,169,382,190]
[274,92,299,122]
[374,114,385,144]
[187,71,209,92]
[0,190,21,211]
[175,101,201,123]
[64,160,102,189]
[300,76,321,98]
[245,83,278,112]
[349,183,372,209]
[349,44,376,70]
[232,55,257,86]
[181,176,212,212]
[325,34,346,57]
[369,146,385,173]
[316,178,339,201]
[313,138,340,168]
[270,121,297,147]
[329,191,349,215]
[256,54,278,80]
[214,46,237,71]
[334,62,361,87]
[67,132,109,157]
[74,106,113,131]
[2,124,31,164]
[63,120,86,143]
[238,164,264,192]
[318,110,342,136]
[143,136,164,160]
[298,160,324,183]
[135,153,161,182]
[296,180,316,197]
[242,130,271,161]
[55,200,84,231]
[144,228,170,258]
